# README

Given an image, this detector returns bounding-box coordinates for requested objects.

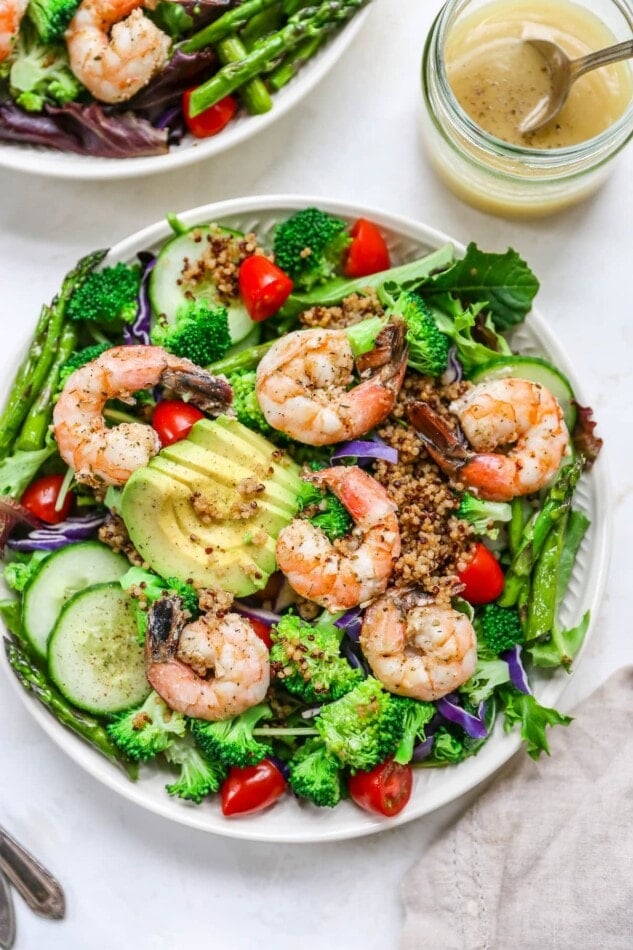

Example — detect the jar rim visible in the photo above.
[431,0,633,164]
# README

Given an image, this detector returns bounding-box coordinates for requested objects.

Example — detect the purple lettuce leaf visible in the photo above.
[0,100,167,157]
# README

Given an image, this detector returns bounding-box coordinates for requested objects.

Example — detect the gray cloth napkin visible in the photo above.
[401,668,633,950]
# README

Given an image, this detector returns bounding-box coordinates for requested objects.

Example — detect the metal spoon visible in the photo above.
[0,872,15,950]
[519,38,633,134]
[0,827,65,921]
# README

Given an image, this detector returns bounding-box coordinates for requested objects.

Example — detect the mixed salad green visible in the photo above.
[0,0,369,158]
[0,207,602,820]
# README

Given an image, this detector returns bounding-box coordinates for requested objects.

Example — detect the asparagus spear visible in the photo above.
[14,323,78,453]
[216,35,273,114]
[180,0,282,52]
[268,33,324,90]
[206,340,276,375]
[0,250,106,461]
[5,638,138,779]
[498,457,584,608]
[187,0,369,117]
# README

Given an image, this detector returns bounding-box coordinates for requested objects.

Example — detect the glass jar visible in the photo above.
[421,0,633,217]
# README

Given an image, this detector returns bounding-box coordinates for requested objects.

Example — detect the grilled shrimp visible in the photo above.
[409,378,570,502]
[52,344,232,487]
[276,465,401,612]
[255,321,408,445]
[360,588,477,701]
[0,0,26,62]
[146,596,270,721]
[65,0,170,104]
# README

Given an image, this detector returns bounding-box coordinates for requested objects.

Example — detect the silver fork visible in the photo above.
[0,826,65,933]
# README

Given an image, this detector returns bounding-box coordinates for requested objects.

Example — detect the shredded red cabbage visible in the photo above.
[7,512,107,552]
[334,607,363,642]
[437,694,488,739]
[331,440,398,464]
[123,253,156,346]
[441,345,463,385]
[234,603,281,627]
[411,735,435,762]
[501,644,531,695]
[268,755,290,782]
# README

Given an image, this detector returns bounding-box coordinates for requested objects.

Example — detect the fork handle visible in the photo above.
[572,39,633,80]
[0,828,65,920]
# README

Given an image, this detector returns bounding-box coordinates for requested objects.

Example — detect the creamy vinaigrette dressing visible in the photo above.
[445,0,632,147]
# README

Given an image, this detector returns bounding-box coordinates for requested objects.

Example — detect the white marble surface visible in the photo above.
[0,1,632,947]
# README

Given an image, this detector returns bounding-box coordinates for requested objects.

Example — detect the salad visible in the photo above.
[0,206,602,821]
[0,0,368,158]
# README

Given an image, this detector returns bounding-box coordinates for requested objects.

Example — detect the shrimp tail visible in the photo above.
[146,596,188,663]
[356,319,408,380]
[161,369,234,415]
[408,401,473,476]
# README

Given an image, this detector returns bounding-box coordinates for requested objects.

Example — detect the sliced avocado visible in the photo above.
[121,418,303,596]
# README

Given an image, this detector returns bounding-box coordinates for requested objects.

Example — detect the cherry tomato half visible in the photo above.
[348,758,413,818]
[21,475,73,525]
[239,255,293,322]
[344,218,391,278]
[182,91,238,138]
[221,760,287,817]
[458,541,505,605]
[152,400,204,447]
[248,618,273,650]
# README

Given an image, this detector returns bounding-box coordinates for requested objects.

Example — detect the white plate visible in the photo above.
[0,196,612,842]
[0,7,372,181]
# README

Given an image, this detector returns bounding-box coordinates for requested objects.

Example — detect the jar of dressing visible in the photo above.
[421,0,633,217]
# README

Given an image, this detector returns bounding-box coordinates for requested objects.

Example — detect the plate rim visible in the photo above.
[0,194,613,843]
[0,7,372,181]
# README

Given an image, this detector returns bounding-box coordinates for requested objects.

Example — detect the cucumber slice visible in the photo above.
[48,583,149,715]
[23,541,129,659]
[470,356,577,430]
[149,226,256,345]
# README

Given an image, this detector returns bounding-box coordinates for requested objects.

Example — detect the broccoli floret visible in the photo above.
[392,697,436,765]
[315,677,405,772]
[189,703,273,768]
[397,292,450,376]
[456,492,512,540]
[270,614,363,703]
[287,738,343,807]
[9,27,83,111]
[57,343,111,391]
[480,604,524,655]
[431,728,466,764]
[28,0,81,43]
[273,208,351,290]
[151,299,231,366]
[296,477,353,543]
[106,691,186,761]
[119,567,199,643]
[227,369,274,436]
[67,263,141,327]
[3,551,49,593]
[164,735,227,803]
[459,652,510,706]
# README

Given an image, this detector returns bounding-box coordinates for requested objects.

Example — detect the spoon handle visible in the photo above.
[572,39,633,80]
[0,828,65,920]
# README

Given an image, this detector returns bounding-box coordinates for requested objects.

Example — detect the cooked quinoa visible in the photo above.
[373,372,476,602]
[179,227,267,305]
[299,289,384,329]
[298,302,476,601]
